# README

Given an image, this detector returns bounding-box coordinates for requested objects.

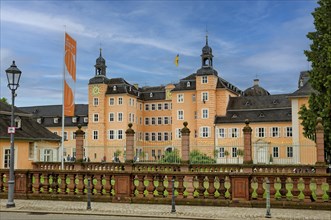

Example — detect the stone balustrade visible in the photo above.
[0,167,330,209]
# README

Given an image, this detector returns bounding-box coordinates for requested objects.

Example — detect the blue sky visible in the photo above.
[1,0,317,107]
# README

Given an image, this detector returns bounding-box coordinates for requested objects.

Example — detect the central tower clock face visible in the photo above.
[92,85,100,96]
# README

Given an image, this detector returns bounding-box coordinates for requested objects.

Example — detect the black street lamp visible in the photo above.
[5,60,22,208]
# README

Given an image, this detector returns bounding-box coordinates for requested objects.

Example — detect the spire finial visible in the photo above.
[99,47,102,57]
[205,26,208,46]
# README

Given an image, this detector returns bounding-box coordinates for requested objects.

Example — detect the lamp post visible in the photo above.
[5,60,22,208]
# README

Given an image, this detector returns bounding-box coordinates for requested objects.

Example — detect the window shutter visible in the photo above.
[52,149,57,162]
[255,128,258,138]
[224,128,227,138]
[228,128,232,138]
[40,149,44,162]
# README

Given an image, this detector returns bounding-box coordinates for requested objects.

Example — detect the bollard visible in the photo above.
[87,178,91,210]
[265,179,271,218]
[171,177,176,213]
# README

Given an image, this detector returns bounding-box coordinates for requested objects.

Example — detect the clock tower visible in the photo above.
[87,49,109,152]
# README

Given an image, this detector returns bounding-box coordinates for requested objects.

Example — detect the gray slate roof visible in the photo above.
[215,94,291,124]
[0,102,61,141]
[19,104,88,127]
[288,81,314,98]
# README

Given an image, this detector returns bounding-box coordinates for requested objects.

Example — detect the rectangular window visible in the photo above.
[287,146,293,158]
[118,130,123,140]
[257,127,266,138]
[43,149,52,162]
[145,104,149,111]
[164,117,169,124]
[202,76,208,84]
[177,110,184,120]
[145,117,149,125]
[93,97,99,106]
[4,149,10,168]
[219,147,225,158]
[273,147,279,158]
[72,132,76,140]
[109,98,115,105]
[200,127,210,138]
[194,111,197,119]
[285,127,293,137]
[151,132,156,141]
[176,128,182,139]
[93,130,98,140]
[164,132,169,141]
[157,117,162,125]
[232,147,237,158]
[118,97,123,105]
[158,132,162,141]
[157,103,162,110]
[151,117,156,125]
[64,132,68,141]
[177,94,184,103]
[229,128,239,138]
[118,112,123,122]
[109,130,115,140]
[219,128,226,138]
[271,127,280,137]
[152,150,156,157]
[164,103,169,110]
[145,133,149,141]
[192,94,196,102]
[202,92,208,102]
[93,113,99,122]
[151,104,156,110]
[202,109,208,119]
[109,113,114,122]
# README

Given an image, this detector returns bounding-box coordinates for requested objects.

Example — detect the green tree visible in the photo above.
[0,97,8,104]
[299,0,331,162]
[159,149,181,163]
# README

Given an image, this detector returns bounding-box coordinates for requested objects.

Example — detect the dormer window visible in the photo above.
[37,118,42,124]
[14,116,21,128]
[129,87,132,92]
[54,117,59,124]
[231,114,238,119]
[245,101,250,106]
[150,93,153,97]
[113,85,117,91]
[84,117,88,123]
[72,117,77,123]
[259,112,265,118]
[187,82,191,87]
[273,100,279,105]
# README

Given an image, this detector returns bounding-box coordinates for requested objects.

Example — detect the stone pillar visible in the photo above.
[243,119,253,164]
[181,122,190,164]
[125,123,135,163]
[315,117,325,165]
[75,124,85,162]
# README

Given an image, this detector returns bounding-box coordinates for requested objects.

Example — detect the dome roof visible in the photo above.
[202,44,212,54]
[96,48,105,64]
[244,79,270,96]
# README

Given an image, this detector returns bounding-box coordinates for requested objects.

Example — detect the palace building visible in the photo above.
[19,37,315,165]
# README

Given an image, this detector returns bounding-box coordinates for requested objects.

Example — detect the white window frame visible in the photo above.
[285,127,293,137]
[151,104,156,111]
[177,110,184,120]
[157,103,162,110]
[256,127,266,138]
[93,113,99,122]
[118,97,123,105]
[202,76,208,84]
[145,104,149,111]
[109,97,115,105]
[72,117,77,123]
[202,108,209,119]
[287,146,293,158]
[145,133,149,141]
[118,130,123,140]
[93,97,99,106]
[157,117,162,125]
[164,103,169,110]
[202,92,209,102]
[271,127,280,137]
[93,130,98,140]
[117,112,123,122]
[145,117,149,125]
[164,117,169,125]
[177,94,184,103]
[200,126,210,138]
[109,130,115,140]
[273,147,279,158]
[176,128,182,139]
[232,147,237,158]
[229,128,239,138]
[218,128,226,138]
[219,147,225,158]
[109,112,115,122]
[151,117,156,125]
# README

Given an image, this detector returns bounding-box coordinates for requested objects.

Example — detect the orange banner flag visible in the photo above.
[64,33,76,116]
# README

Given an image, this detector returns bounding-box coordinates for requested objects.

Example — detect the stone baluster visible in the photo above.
[93,174,102,195]
[103,174,111,196]
[42,173,49,194]
[58,173,66,194]
[145,175,154,198]
[184,176,194,199]
[76,174,84,195]
[33,173,40,194]
[176,175,184,199]
[67,174,75,195]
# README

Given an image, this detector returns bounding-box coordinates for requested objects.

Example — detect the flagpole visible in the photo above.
[61,28,66,170]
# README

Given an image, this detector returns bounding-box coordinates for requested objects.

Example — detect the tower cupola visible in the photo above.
[94,48,107,76]
[201,34,213,68]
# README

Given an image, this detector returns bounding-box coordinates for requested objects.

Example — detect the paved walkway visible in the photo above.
[1,199,330,220]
